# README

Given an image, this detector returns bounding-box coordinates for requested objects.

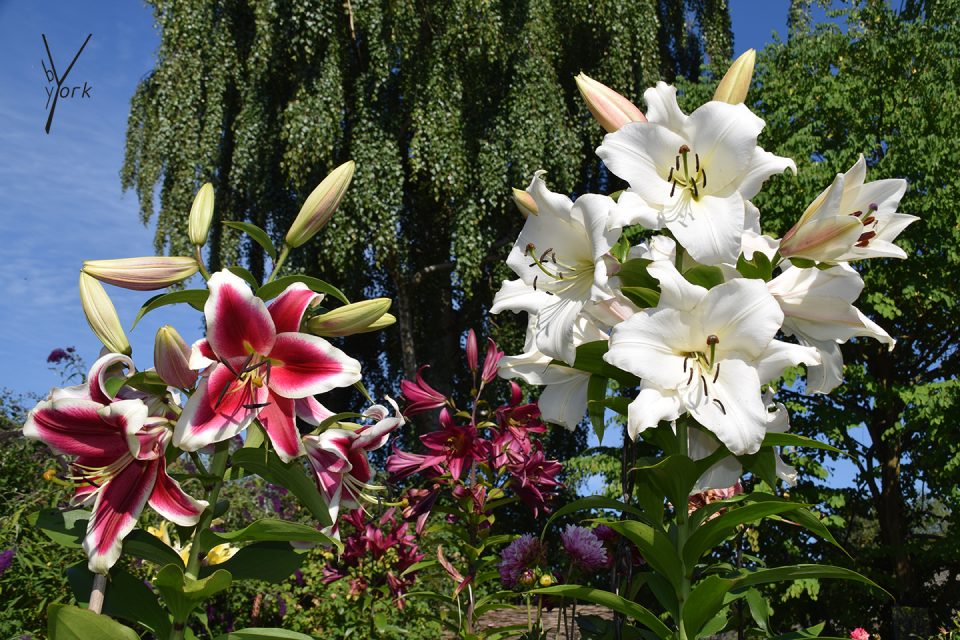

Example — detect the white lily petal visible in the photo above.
[643,81,688,131]
[646,260,707,312]
[753,339,821,384]
[538,370,591,431]
[684,101,764,193]
[491,279,553,315]
[686,358,768,456]
[739,147,797,201]
[664,190,745,266]
[626,385,683,440]
[607,190,662,231]
[701,278,783,360]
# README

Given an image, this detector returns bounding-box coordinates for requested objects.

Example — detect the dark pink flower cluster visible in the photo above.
[386,332,563,520]
[322,507,424,606]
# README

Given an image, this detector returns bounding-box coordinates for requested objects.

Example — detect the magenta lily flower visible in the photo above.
[419,408,490,481]
[24,397,207,573]
[174,270,362,461]
[400,365,447,415]
[480,338,504,384]
[302,399,404,523]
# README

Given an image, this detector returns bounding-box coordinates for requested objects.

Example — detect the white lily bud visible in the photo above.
[306,298,393,337]
[188,183,215,246]
[285,161,355,248]
[79,273,131,355]
[575,72,646,133]
[512,188,538,218]
[82,257,199,291]
[714,49,756,104]
[154,325,197,389]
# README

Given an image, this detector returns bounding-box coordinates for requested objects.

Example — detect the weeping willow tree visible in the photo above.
[121,0,732,397]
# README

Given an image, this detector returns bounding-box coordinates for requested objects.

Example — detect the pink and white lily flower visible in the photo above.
[174,270,362,461]
[303,399,404,524]
[605,261,819,455]
[598,82,795,265]
[24,397,207,573]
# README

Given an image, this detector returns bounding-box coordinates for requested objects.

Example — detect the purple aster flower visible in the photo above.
[560,525,607,572]
[498,534,544,589]
[0,549,15,576]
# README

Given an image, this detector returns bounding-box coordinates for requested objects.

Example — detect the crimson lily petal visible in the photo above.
[173,363,268,452]
[257,392,306,462]
[268,332,361,398]
[24,398,140,460]
[87,353,135,404]
[85,457,158,574]
[267,282,321,333]
[149,455,208,526]
[205,270,276,360]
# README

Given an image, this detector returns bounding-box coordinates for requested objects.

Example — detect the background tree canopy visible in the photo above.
[121,0,731,396]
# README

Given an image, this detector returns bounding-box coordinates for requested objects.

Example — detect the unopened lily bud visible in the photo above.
[188,182,215,246]
[306,298,392,337]
[713,49,756,104]
[366,313,396,332]
[575,72,646,133]
[79,273,131,355]
[512,188,538,218]
[154,325,197,389]
[82,256,199,291]
[465,329,478,371]
[285,161,355,248]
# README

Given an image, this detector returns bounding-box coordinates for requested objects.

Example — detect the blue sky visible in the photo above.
[0,0,801,399]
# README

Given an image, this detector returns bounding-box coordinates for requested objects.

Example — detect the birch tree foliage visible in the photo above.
[121,0,732,394]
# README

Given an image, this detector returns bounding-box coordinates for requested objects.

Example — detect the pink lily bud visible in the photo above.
[713,49,756,104]
[285,160,355,248]
[512,188,538,218]
[305,298,393,337]
[575,72,646,133]
[154,325,197,389]
[466,329,478,371]
[480,338,504,384]
[188,182,215,246]
[82,256,199,291]
[78,273,131,355]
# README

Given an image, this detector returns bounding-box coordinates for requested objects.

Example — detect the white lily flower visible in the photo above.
[768,263,894,394]
[497,317,606,430]
[598,82,795,265]
[606,261,818,455]
[779,154,917,262]
[495,172,620,365]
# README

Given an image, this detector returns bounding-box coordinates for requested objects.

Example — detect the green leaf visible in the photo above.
[47,604,140,640]
[617,259,659,289]
[123,370,169,396]
[28,508,89,548]
[213,628,316,639]
[224,221,278,260]
[66,562,172,636]
[227,266,261,288]
[620,286,662,309]
[744,587,770,634]
[531,585,672,639]
[682,500,809,568]
[587,375,609,443]
[682,264,725,289]
[736,252,774,281]
[631,455,701,513]
[201,542,304,583]
[683,565,889,636]
[256,275,349,304]
[231,449,333,527]
[606,521,684,593]
[767,622,829,639]
[122,528,185,567]
[739,446,780,488]
[199,518,335,549]
[155,564,232,622]
[767,508,847,556]
[762,432,845,455]
[541,495,649,538]
[564,341,641,386]
[610,234,632,263]
[131,289,209,329]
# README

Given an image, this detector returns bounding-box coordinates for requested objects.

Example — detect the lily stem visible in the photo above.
[194,246,211,281]
[169,440,230,640]
[88,573,107,614]
[266,244,291,284]
[675,418,691,640]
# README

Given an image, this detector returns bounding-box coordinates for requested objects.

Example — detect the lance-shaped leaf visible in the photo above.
[531,585,672,639]
[47,604,140,640]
